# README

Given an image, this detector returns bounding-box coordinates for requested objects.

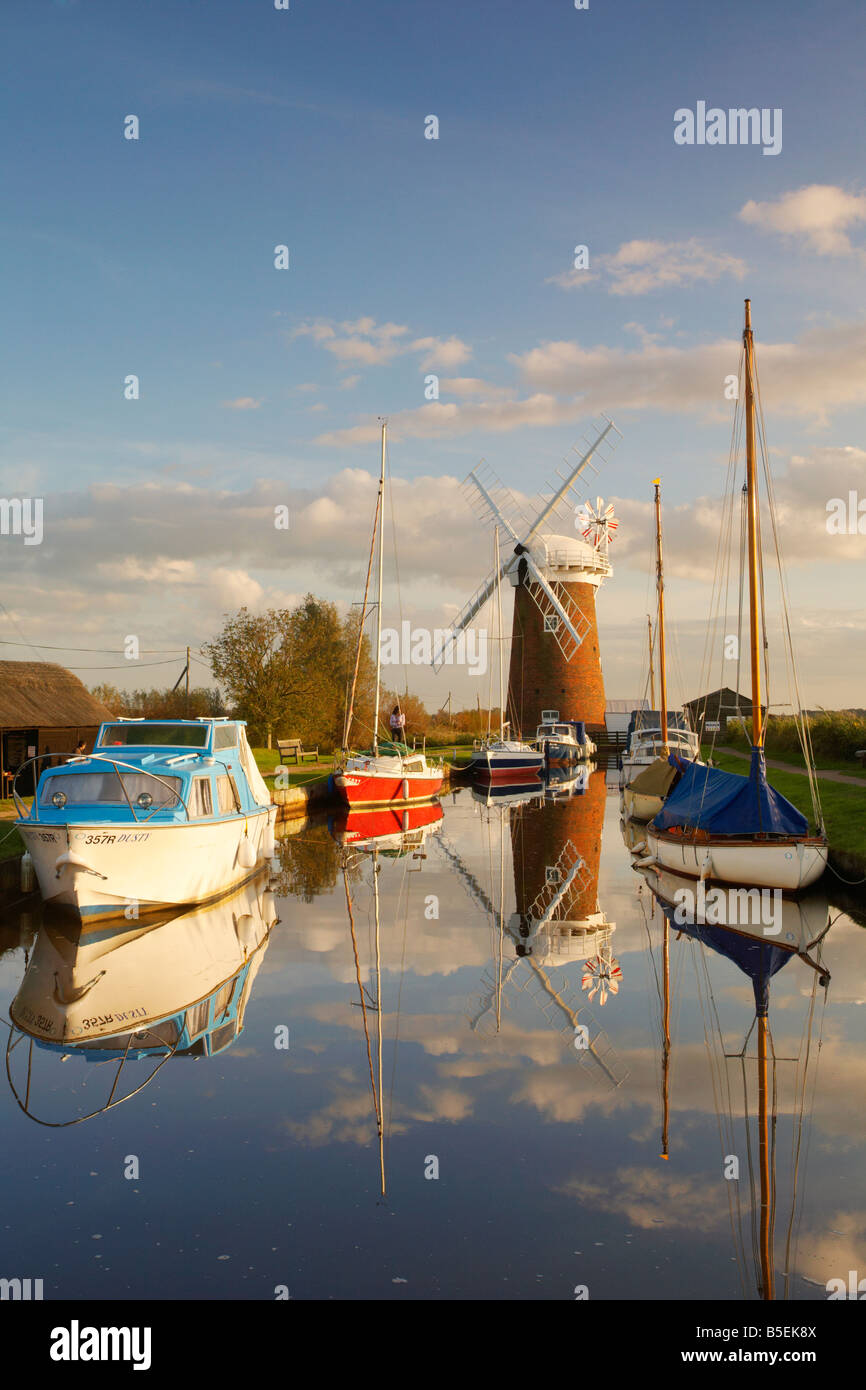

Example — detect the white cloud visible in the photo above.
[548,238,746,295]
[221,396,262,410]
[410,335,473,369]
[739,184,866,257]
[292,318,472,372]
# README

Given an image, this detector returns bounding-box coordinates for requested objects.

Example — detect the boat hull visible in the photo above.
[17,808,275,921]
[334,770,442,807]
[645,828,828,892]
[468,751,544,783]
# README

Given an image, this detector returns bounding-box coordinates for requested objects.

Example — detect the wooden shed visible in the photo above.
[0,662,114,795]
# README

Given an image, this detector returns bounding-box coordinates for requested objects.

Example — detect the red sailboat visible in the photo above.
[334,420,443,809]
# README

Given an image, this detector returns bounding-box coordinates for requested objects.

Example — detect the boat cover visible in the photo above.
[651,747,808,837]
[627,757,678,797]
[653,898,792,1016]
[238,727,273,808]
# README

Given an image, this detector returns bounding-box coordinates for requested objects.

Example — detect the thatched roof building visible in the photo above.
[0,662,115,792]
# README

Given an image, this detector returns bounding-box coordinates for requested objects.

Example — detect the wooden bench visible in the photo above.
[277,738,319,766]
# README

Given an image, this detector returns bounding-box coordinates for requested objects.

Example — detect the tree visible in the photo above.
[202,596,377,751]
[90,683,225,719]
[201,607,303,747]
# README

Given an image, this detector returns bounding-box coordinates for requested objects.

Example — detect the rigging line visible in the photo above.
[689,938,749,1298]
[385,850,413,1153]
[343,471,382,752]
[386,456,407,713]
[754,372,823,826]
[782,969,820,1299]
[789,971,829,1291]
[343,863,381,1132]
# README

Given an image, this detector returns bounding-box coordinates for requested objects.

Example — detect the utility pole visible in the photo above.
[185,645,190,715]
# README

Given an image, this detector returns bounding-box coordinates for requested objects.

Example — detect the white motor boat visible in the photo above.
[14,717,277,921]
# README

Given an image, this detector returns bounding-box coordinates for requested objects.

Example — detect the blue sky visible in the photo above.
[2,0,865,707]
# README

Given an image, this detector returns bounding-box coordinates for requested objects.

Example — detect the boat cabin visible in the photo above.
[26,718,265,826]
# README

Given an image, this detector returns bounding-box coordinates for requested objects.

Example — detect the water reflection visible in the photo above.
[630,837,832,1300]
[0,779,860,1300]
[6,873,278,1125]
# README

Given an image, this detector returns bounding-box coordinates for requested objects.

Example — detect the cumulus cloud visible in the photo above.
[317,316,866,445]
[548,238,746,295]
[739,184,866,257]
[221,396,262,410]
[291,317,472,373]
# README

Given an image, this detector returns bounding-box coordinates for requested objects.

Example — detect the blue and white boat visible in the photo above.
[14,718,276,921]
[533,716,596,765]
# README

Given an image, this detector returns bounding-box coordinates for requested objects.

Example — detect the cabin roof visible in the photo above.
[0,662,114,729]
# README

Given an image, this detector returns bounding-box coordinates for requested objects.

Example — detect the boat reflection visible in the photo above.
[6,872,278,1126]
[636,859,831,1299]
[328,800,443,855]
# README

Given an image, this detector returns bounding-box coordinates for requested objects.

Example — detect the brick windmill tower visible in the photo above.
[432,418,621,739]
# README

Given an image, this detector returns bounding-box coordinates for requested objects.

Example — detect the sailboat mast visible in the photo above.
[647,614,656,710]
[743,300,763,748]
[661,914,671,1161]
[495,526,504,739]
[757,1012,774,1299]
[653,480,668,755]
[373,420,387,755]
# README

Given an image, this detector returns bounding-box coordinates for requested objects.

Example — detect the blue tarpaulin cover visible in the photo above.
[653,897,792,1015]
[651,746,809,837]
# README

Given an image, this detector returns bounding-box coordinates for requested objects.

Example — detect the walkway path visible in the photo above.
[718,747,866,788]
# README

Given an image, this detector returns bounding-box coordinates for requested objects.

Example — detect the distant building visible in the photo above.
[684,687,757,739]
[0,662,114,795]
[605,699,648,734]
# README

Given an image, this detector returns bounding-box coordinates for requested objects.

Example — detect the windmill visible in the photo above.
[432,417,622,736]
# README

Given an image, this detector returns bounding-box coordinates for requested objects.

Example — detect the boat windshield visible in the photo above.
[97,723,209,748]
[40,771,183,808]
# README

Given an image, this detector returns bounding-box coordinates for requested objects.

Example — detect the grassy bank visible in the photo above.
[724,712,866,774]
[704,748,866,860]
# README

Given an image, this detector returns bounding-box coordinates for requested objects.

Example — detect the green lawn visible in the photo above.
[704,749,866,859]
[719,740,866,780]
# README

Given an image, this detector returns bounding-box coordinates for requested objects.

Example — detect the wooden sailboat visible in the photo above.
[335,421,443,808]
[464,527,544,783]
[623,479,701,819]
[646,302,828,890]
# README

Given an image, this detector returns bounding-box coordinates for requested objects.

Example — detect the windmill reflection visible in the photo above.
[443,769,628,1089]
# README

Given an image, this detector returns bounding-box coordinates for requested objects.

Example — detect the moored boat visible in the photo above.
[335,420,443,808]
[646,300,828,891]
[13,717,276,921]
[533,714,596,764]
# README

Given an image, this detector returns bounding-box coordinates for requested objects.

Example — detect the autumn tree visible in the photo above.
[202,596,376,751]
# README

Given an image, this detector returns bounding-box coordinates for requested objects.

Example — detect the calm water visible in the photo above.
[0,769,863,1301]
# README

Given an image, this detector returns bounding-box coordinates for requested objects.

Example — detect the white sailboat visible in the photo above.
[646,301,828,891]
